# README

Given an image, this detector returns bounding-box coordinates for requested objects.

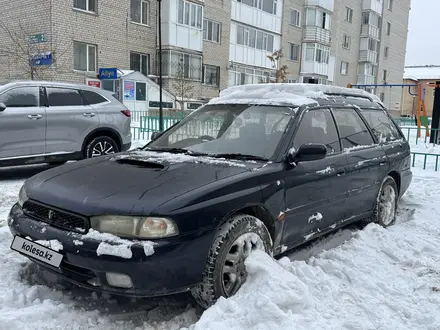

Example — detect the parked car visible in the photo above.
[0,81,132,167]
[8,83,412,308]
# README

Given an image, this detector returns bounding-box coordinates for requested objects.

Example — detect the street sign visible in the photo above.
[29,33,48,44]
[98,68,118,80]
[87,80,101,88]
[30,52,53,66]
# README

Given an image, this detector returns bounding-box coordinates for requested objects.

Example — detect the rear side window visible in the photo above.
[332,108,375,149]
[46,88,84,107]
[0,87,39,107]
[82,90,108,105]
[360,109,402,143]
[293,108,341,154]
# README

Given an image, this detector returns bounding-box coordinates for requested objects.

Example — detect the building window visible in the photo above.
[73,0,97,13]
[362,37,379,52]
[161,50,203,81]
[386,22,391,35]
[236,24,275,52]
[345,7,353,23]
[384,46,389,58]
[288,78,297,83]
[237,0,277,15]
[130,52,149,76]
[305,43,329,63]
[289,43,299,61]
[289,9,301,27]
[130,0,149,25]
[306,8,331,30]
[229,65,276,86]
[203,65,220,87]
[388,0,393,11]
[358,63,377,77]
[340,61,349,75]
[203,19,221,43]
[342,35,351,49]
[383,69,387,81]
[73,41,96,72]
[362,11,380,27]
[178,0,202,29]
[380,92,385,102]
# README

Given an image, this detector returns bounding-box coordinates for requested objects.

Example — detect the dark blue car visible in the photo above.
[8,84,412,308]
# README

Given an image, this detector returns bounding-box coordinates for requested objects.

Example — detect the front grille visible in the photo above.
[23,201,88,233]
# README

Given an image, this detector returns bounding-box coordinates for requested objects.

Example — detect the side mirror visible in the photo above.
[0,102,6,112]
[150,131,163,141]
[287,143,327,165]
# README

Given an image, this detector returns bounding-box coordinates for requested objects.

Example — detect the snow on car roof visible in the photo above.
[208,83,381,106]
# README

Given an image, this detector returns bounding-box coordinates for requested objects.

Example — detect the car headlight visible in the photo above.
[89,216,179,239]
[17,185,28,208]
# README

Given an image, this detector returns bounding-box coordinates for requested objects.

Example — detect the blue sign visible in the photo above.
[98,68,118,80]
[30,52,53,66]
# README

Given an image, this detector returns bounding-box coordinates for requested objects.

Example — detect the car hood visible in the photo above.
[25,150,261,216]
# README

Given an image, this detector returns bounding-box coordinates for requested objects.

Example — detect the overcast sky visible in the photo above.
[405,0,439,65]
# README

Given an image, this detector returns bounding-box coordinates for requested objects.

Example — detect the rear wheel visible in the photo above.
[84,136,119,159]
[191,214,272,309]
[370,175,398,227]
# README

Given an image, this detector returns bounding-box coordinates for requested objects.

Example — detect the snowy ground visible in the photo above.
[1,142,440,329]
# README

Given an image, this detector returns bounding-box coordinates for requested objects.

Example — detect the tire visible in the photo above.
[84,136,119,159]
[370,175,399,227]
[191,214,273,309]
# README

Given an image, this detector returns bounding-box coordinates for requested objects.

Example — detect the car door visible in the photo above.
[331,107,387,219]
[44,86,100,154]
[360,108,410,170]
[0,85,46,159]
[282,107,348,247]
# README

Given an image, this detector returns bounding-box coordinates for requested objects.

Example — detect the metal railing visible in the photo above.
[411,152,440,171]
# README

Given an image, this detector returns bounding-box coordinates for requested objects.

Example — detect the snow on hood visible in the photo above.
[208,83,382,106]
[112,150,253,168]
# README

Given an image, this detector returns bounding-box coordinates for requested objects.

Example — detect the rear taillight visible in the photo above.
[121,110,131,117]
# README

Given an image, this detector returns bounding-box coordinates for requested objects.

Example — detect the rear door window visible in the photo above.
[0,87,39,107]
[332,108,375,150]
[82,90,108,105]
[360,109,402,143]
[293,108,341,154]
[46,88,84,106]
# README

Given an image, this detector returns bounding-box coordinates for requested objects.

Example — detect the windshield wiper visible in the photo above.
[143,147,208,156]
[209,153,268,161]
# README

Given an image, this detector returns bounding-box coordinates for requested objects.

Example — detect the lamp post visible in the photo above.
[157,0,163,131]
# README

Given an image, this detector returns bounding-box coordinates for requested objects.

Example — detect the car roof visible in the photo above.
[208,83,384,109]
[0,80,116,98]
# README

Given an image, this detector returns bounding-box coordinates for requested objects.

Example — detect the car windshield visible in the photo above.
[144,104,296,160]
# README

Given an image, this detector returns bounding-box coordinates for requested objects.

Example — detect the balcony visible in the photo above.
[359,50,378,63]
[361,24,380,40]
[301,60,329,77]
[357,74,376,86]
[305,0,334,12]
[362,0,383,15]
[303,26,331,45]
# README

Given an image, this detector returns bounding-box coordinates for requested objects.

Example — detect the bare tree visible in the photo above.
[0,19,71,80]
[267,49,288,83]
[172,64,195,110]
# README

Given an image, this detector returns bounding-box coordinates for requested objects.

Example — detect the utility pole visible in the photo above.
[158,0,164,131]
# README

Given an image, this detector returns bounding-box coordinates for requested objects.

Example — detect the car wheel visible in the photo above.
[191,214,273,309]
[85,136,119,159]
[371,175,398,227]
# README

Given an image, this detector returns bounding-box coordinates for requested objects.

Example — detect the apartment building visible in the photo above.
[0,0,410,110]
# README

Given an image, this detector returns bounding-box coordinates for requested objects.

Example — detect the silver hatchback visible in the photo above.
[0,81,132,167]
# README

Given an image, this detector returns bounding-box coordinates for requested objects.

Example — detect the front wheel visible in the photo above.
[191,214,273,309]
[84,136,119,159]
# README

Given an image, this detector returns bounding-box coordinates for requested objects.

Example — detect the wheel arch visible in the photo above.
[387,170,401,195]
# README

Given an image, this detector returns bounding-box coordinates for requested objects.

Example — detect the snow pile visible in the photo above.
[209,83,382,106]
[34,239,63,252]
[113,150,249,168]
[81,229,156,258]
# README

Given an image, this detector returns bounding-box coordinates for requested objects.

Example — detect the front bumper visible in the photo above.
[8,204,214,297]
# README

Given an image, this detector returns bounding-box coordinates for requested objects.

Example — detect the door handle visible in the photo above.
[379,161,386,166]
[27,114,42,120]
[83,112,96,117]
